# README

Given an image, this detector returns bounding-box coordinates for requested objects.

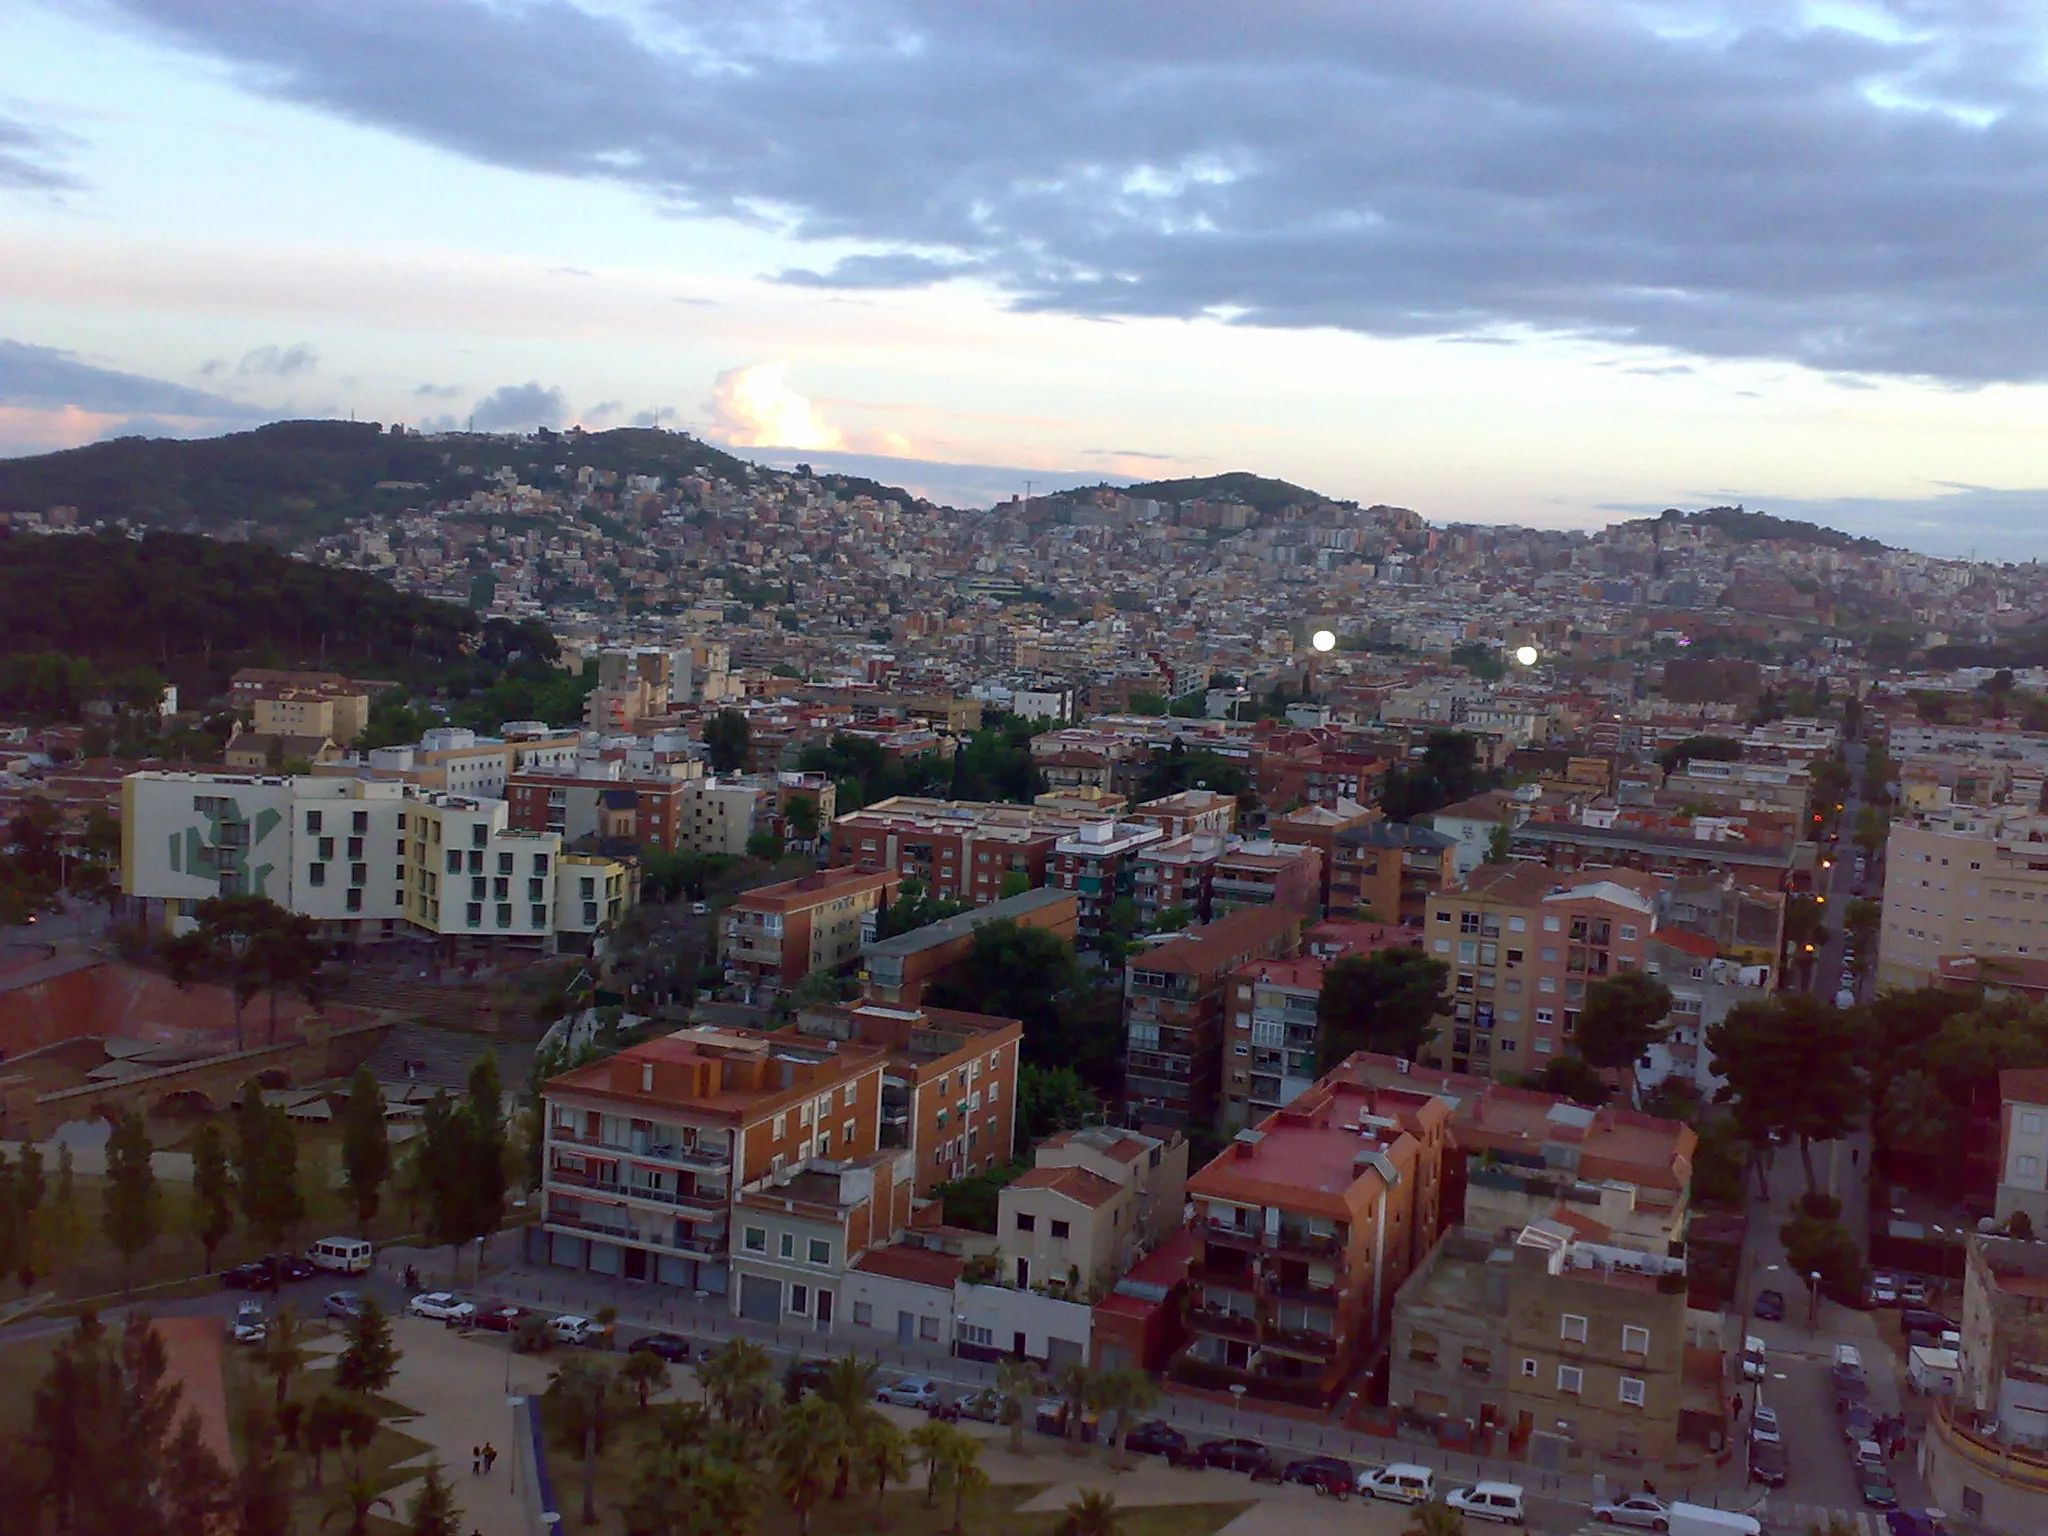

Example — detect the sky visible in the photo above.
[3,1,2048,558]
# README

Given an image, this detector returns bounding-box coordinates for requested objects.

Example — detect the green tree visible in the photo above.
[1781,1214,1869,1304]
[334,1296,400,1395]
[784,794,820,841]
[103,1110,160,1293]
[697,1338,776,1432]
[1573,970,1675,1069]
[552,1354,630,1527]
[1055,1489,1124,1536]
[1523,1054,1611,1106]
[704,709,751,774]
[10,1141,45,1295]
[161,894,298,1052]
[1853,805,1891,858]
[1656,734,1742,775]
[188,1120,235,1273]
[1484,823,1512,864]
[259,1305,307,1407]
[745,830,784,861]
[1016,1064,1097,1155]
[621,1347,670,1411]
[774,1395,848,1536]
[1401,1501,1468,1536]
[403,1461,463,1536]
[234,1078,305,1248]
[817,1354,884,1499]
[461,1049,510,1273]
[994,1358,1042,1454]
[927,919,1079,1040]
[339,1064,391,1232]
[1315,947,1448,1069]
[1093,1368,1158,1470]
[1707,994,1867,1197]
[1380,731,1489,821]
[872,879,971,940]
[859,1417,913,1511]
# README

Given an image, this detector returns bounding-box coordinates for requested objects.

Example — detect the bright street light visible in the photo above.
[1514,644,1540,666]
[1310,629,1336,653]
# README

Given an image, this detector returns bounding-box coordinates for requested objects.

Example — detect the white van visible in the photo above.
[1446,1482,1524,1523]
[1666,1504,1763,1536]
[308,1236,373,1274]
[1833,1343,1865,1373]
[1359,1464,1434,1504]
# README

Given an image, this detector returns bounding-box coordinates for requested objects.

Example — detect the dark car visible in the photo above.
[785,1359,835,1403]
[1282,1456,1354,1496]
[629,1332,693,1363]
[1747,1437,1787,1488]
[1754,1289,1786,1322]
[1843,1404,1878,1444]
[1902,1308,1954,1339]
[1885,1512,1949,1536]
[1861,1465,1900,1510]
[1123,1420,1188,1460]
[1198,1437,1273,1474]
[219,1261,270,1290]
[1836,1377,1871,1414]
[264,1253,318,1284]
[473,1303,527,1334]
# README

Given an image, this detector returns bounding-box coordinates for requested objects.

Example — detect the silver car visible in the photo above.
[1592,1493,1675,1529]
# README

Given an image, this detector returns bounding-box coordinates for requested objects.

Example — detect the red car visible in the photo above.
[473,1303,527,1333]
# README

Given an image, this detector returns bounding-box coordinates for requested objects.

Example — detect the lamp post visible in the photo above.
[1229,1381,1246,1431]
[507,1395,524,1499]
[1807,1270,1823,1330]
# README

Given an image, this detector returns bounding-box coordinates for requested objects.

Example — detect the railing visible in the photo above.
[1930,1400,2048,1492]
[1269,1275,1340,1308]
[1271,1228,1343,1260]
[1202,1222,1261,1251]
[1262,1326,1339,1359]
[1189,1307,1260,1342]
[546,1169,728,1212]
[550,1128,732,1172]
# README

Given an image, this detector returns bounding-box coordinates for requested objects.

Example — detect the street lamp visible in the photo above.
[1514,645,1540,667]
[1229,1382,1246,1429]
[1807,1270,1823,1330]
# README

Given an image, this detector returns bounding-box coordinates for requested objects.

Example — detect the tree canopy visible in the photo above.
[1573,970,1675,1070]
[1315,948,1449,1070]
[1706,993,1867,1196]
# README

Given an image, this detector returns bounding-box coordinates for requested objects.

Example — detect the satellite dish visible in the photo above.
[1515,644,1540,666]
[1311,630,1337,653]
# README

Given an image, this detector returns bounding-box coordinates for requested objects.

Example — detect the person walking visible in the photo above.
[483,1443,497,1475]
[471,1445,482,1476]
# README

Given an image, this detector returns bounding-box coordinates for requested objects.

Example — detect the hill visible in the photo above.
[0,527,554,699]
[0,420,870,539]
[1629,505,1889,554]
[1111,471,1336,515]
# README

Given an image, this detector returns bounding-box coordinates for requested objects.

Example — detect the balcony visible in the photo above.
[551,1128,732,1173]
[1261,1326,1340,1360]
[1189,1307,1260,1343]
[1202,1221,1261,1251]
[1268,1274,1340,1308]
[1271,1228,1343,1261]
[1189,1255,1255,1289]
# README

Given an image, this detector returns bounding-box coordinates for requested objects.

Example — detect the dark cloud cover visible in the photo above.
[90,0,2048,382]
[470,381,567,431]
[0,337,269,418]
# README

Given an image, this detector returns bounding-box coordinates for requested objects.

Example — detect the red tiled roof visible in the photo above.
[850,1244,965,1288]
[1010,1165,1123,1208]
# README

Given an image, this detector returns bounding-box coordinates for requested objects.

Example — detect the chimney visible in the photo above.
[641,1061,655,1093]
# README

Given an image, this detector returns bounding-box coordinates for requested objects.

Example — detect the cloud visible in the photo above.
[0,111,79,191]
[580,399,625,425]
[633,406,679,427]
[90,1,2048,383]
[705,362,844,451]
[548,265,593,278]
[470,381,567,431]
[0,337,269,418]
[236,342,319,377]
[413,381,463,399]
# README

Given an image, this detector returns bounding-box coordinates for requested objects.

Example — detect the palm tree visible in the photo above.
[1401,1500,1466,1536]
[260,1306,307,1407]
[858,1418,913,1511]
[301,1392,363,1489]
[910,1421,953,1508]
[698,1338,776,1430]
[1091,1369,1157,1469]
[773,1396,848,1536]
[319,1468,393,1536]
[1055,1489,1122,1536]
[994,1357,1042,1454]
[819,1354,884,1498]
[939,1427,989,1536]
[1052,1361,1097,1442]
[551,1353,629,1527]
[621,1349,669,1411]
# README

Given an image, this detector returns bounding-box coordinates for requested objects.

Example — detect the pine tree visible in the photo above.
[234,1079,305,1248]
[14,1141,44,1294]
[189,1120,235,1273]
[404,1461,463,1536]
[334,1295,400,1395]
[339,1063,391,1232]
[461,1050,508,1277]
[103,1111,160,1293]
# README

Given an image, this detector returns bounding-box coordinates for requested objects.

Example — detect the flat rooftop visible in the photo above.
[862,886,1075,960]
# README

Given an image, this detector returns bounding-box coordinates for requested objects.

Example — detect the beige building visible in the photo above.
[1879,807,2048,991]
[679,775,774,856]
[996,1126,1187,1303]
[252,687,370,746]
[1389,1221,1699,1468]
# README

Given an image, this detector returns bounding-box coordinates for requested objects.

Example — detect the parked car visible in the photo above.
[473,1303,528,1334]
[690,900,709,916]
[1836,985,1859,1008]
[628,1332,692,1363]
[1034,1400,1100,1442]
[232,1300,269,1345]
[949,1387,1004,1424]
[1843,1404,1878,1444]
[786,1359,835,1401]
[1748,1437,1787,1488]
[1885,1512,1949,1536]
[1750,1405,1782,1444]
[219,1260,274,1291]
[1901,1308,1953,1339]
[1898,1277,1932,1306]
[1196,1437,1272,1474]
[1445,1482,1526,1524]
[1740,1335,1767,1381]
[322,1290,365,1321]
[263,1253,317,1285]
[307,1236,373,1274]
[1122,1419,1186,1459]
[1358,1464,1434,1504]
[876,1375,941,1409]
[551,1314,611,1348]
[1867,1272,1900,1305]
[1281,1456,1354,1496]
[1861,1464,1900,1509]
[408,1292,476,1324]
[1754,1289,1786,1322]
[1593,1493,1677,1529]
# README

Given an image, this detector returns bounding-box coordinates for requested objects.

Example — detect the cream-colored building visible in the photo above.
[678,776,770,856]
[1879,808,2048,991]
[994,1126,1187,1303]
[252,688,369,746]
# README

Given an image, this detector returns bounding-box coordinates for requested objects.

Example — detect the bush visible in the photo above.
[1799,1191,1843,1221]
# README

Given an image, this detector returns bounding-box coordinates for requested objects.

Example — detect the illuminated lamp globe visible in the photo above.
[1514,644,1540,667]
[1311,629,1337,653]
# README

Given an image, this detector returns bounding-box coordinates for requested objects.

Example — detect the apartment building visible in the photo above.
[1212,839,1323,919]
[1919,1235,2048,1531]
[830,796,1114,903]
[1176,1075,1452,1407]
[1995,1068,2048,1231]
[1634,932,1772,1098]
[507,762,701,850]
[1131,789,1239,838]
[999,1126,1189,1303]
[1269,800,1378,909]
[1420,864,1658,1076]
[538,1026,889,1295]
[1052,819,1167,941]
[720,867,902,991]
[1330,821,1455,927]
[230,669,370,744]
[120,771,632,951]
[1431,790,1527,881]
[1880,807,2048,991]
[1133,832,1231,925]
[324,725,583,798]
[1508,809,1802,888]
[730,1153,913,1330]
[785,1000,1022,1196]
[1389,1222,1693,1464]
[585,648,671,732]
[859,887,1079,1007]
[1125,903,1305,1127]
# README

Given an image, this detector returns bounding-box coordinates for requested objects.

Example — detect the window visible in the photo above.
[1508,915,1527,932]
[843,1083,857,1108]
[779,1232,795,1259]
[465,902,482,928]
[472,824,488,848]
[1619,1377,1647,1407]
[1557,1365,1583,1394]
[308,863,326,887]
[1520,1358,1538,1379]
[497,903,513,928]
[1050,1220,1070,1240]
[446,849,462,874]
[2020,1155,2041,1180]
[1543,915,1562,932]
[305,810,323,833]
[351,861,367,885]
[788,1284,808,1316]
[1618,924,1638,942]
[853,1302,873,1326]
[345,888,362,912]
[534,853,550,874]
[961,1323,994,1348]
[2024,1112,2044,1135]
[919,1316,940,1341]
[493,877,510,899]
[1015,1213,1036,1233]
[1621,1324,1650,1355]
[808,1238,831,1265]
[743,1227,766,1252]
[499,851,515,874]
[773,1114,787,1139]
[531,905,549,929]
[1560,1313,1588,1343]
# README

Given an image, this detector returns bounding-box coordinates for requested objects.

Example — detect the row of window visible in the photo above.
[1560,1315,1651,1353]
[742,1227,834,1265]
[1015,1213,1071,1239]
[305,809,374,835]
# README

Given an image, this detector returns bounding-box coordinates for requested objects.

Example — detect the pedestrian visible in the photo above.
[470,1445,481,1476]
[1852,1148,1861,1166]
[483,1442,497,1475]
